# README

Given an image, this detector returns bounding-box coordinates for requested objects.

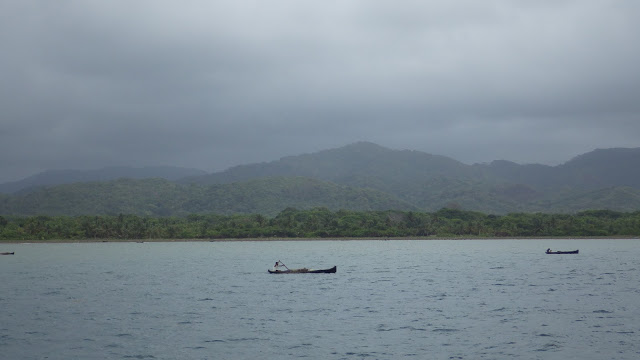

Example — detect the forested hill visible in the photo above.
[2,143,640,216]
[477,147,640,190]
[181,143,640,192]
[176,142,640,213]
[180,142,477,186]
[0,177,418,217]
[0,166,207,194]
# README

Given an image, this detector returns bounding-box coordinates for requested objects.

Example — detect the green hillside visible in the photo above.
[0,177,418,217]
[0,166,207,194]
[180,142,479,186]
[2,143,640,216]
[179,143,640,214]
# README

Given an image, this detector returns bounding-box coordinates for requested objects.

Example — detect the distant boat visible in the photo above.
[268,261,336,274]
[268,266,337,274]
[1,252,14,255]
[545,249,579,254]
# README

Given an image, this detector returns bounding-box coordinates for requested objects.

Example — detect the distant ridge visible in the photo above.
[0,176,418,217]
[179,141,474,186]
[557,148,640,189]
[176,142,640,213]
[1,143,640,215]
[0,166,207,194]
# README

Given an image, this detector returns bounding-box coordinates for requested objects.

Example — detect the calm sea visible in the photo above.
[1,239,639,359]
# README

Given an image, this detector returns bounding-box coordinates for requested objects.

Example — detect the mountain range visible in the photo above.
[1,142,640,216]
[0,166,207,194]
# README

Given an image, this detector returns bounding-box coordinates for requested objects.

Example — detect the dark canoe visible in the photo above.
[268,266,337,274]
[0,252,14,255]
[545,250,579,254]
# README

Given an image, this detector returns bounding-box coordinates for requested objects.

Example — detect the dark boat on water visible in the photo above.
[268,261,336,274]
[545,249,579,254]
[268,266,337,274]
[1,252,15,255]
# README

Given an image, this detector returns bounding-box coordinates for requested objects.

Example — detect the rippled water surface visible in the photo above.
[1,239,639,359]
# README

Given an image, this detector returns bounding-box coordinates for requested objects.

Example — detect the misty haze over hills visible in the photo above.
[1,142,640,216]
[0,167,207,194]
[179,142,640,189]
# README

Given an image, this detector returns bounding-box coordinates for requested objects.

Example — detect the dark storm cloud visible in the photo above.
[1,0,639,182]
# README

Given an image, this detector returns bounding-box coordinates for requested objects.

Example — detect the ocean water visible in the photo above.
[1,239,639,359]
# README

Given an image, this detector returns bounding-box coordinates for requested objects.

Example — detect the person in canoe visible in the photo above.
[273,261,288,271]
[546,248,551,254]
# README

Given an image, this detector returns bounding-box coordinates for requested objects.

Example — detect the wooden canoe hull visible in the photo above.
[268,266,336,274]
[545,250,579,254]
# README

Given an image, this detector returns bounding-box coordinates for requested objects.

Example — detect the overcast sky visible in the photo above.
[1,1,639,183]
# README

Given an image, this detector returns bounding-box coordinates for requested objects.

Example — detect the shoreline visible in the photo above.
[1,236,638,244]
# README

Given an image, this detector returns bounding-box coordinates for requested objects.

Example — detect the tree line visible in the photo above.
[1,208,639,241]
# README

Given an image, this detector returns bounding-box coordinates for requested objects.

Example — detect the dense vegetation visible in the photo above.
[0,177,417,217]
[3,143,640,216]
[1,208,638,241]
[2,175,640,218]
[0,166,207,193]
[179,143,640,213]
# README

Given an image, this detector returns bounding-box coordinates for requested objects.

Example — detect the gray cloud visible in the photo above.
[1,0,639,182]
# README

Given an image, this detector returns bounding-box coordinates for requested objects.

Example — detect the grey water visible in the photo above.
[1,239,639,360]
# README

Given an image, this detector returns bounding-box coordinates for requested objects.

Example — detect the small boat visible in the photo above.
[268,261,336,274]
[268,266,337,274]
[545,249,579,254]
[0,252,15,255]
